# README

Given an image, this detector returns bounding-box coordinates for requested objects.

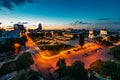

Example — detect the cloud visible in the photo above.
[97,18,112,20]
[111,21,120,24]
[0,0,35,10]
[70,21,88,26]
[95,21,120,25]
[0,0,13,10]
[22,22,29,24]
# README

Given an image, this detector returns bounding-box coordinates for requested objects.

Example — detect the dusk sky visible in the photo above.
[0,0,120,30]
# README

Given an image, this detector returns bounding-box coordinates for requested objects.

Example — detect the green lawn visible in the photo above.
[38,44,74,56]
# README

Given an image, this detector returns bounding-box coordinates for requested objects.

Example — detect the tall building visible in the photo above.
[88,28,94,39]
[37,24,42,31]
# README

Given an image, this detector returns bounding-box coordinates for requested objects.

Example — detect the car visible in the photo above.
[73,49,78,52]
[66,51,71,54]
[82,53,89,57]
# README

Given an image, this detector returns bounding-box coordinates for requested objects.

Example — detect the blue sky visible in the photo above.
[0,0,120,30]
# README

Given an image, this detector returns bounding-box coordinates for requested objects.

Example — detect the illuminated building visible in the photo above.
[100,27,107,36]
[88,28,94,39]
[99,27,109,40]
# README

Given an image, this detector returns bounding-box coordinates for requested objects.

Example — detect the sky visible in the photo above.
[0,0,120,30]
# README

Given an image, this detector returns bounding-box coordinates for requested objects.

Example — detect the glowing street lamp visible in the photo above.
[14,43,20,55]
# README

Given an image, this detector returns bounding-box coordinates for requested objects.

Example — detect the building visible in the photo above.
[99,27,108,40]
[14,23,25,32]
[88,28,94,39]
[0,27,2,37]
[37,24,42,31]
[0,30,21,44]
[63,33,74,38]
[100,27,107,36]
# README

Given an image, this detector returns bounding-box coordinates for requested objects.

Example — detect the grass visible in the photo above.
[38,44,74,56]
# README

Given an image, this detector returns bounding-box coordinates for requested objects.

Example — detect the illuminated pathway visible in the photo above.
[26,36,54,80]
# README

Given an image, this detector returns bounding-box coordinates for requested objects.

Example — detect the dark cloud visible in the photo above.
[27,0,35,3]
[11,0,26,6]
[97,18,112,20]
[111,21,120,24]
[0,0,13,10]
[70,21,88,25]
[0,0,35,10]
[22,22,29,24]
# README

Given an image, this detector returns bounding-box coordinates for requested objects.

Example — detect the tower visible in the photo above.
[88,28,94,39]
[38,24,42,31]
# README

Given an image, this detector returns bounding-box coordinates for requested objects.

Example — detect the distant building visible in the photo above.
[14,23,25,32]
[99,27,108,40]
[0,30,20,44]
[0,27,2,37]
[100,27,107,36]
[37,24,42,31]
[66,28,73,31]
[63,33,74,38]
[88,28,94,39]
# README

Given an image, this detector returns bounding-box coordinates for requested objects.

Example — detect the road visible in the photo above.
[26,35,115,80]
[40,43,115,69]
[26,36,54,80]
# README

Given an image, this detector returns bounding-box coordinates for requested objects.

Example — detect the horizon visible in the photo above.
[0,0,120,30]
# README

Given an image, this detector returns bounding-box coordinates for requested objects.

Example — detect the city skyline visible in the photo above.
[0,0,120,30]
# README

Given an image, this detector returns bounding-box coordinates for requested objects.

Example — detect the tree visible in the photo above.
[111,46,120,60]
[13,70,27,80]
[70,61,88,80]
[56,60,88,80]
[16,52,34,70]
[101,40,113,46]
[56,58,66,67]
[20,35,28,48]
[89,60,120,80]
[79,34,85,47]
[0,61,16,76]
[94,36,103,43]
[56,58,67,78]
[101,61,120,80]
[89,59,104,74]
[12,69,42,80]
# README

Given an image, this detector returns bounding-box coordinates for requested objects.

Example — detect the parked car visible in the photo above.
[66,51,71,54]
[82,53,89,57]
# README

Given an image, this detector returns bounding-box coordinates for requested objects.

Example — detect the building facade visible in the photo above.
[88,29,94,39]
